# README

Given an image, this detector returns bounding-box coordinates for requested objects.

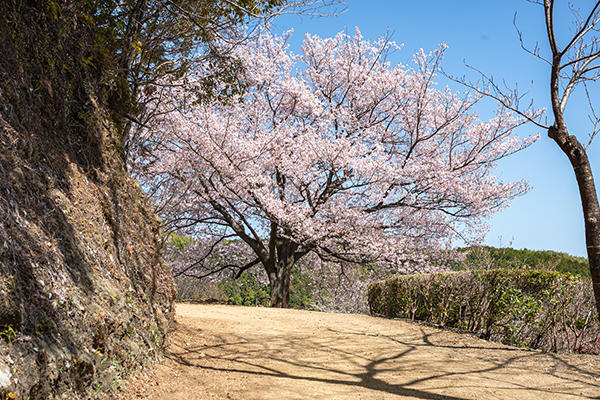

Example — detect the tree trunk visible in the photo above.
[571,153,600,319]
[549,127,600,318]
[268,259,292,308]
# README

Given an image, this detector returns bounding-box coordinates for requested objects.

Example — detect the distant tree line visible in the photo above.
[454,246,590,278]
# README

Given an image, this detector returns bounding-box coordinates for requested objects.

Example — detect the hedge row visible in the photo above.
[368,270,599,354]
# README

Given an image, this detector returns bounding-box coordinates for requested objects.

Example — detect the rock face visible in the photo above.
[0,2,175,398]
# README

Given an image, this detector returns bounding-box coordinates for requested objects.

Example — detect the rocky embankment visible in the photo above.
[0,2,175,398]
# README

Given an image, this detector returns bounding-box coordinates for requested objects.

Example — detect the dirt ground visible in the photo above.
[118,303,600,399]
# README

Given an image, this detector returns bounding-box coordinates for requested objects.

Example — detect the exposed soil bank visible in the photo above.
[0,2,175,397]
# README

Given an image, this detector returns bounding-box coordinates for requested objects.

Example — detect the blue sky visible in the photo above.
[272,0,600,257]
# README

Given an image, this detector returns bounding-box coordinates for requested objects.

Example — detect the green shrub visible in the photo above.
[174,265,317,308]
[168,233,193,250]
[368,269,599,353]
[219,266,316,308]
[221,273,270,306]
[289,266,315,310]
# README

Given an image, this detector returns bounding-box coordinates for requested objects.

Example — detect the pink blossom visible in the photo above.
[134,29,538,307]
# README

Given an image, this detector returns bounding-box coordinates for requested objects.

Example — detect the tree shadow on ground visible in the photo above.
[165,322,600,400]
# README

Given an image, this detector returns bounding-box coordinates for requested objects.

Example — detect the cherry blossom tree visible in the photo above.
[136,29,538,307]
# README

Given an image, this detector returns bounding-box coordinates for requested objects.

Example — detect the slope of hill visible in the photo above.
[0,3,175,398]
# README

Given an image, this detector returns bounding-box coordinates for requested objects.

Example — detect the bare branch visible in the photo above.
[442,66,548,130]
[180,257,260,280]
[513,12,552,65]
[583,82,600,150]
[173,234,235,277]
[559,49,600,70]
[561,1,600,55]
[544,0,560,55]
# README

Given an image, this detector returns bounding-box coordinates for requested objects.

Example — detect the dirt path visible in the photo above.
[120,303,599,399]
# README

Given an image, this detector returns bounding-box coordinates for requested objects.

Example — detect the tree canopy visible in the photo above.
[36,0,341,161]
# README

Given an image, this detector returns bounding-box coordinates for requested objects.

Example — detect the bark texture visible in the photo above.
[543,0,600,317]
[548,126,600,318]
[268,261,292,308]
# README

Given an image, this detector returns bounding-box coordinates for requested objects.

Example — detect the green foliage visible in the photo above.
[221,272,270,306]
[289,266,315,310]
[218,266,316,308]
[1,0,293,161]
[167,232,193,250]
[83,0,293,150]
[221,0,285,23]
[368,269,599,353]
[454,246,590,277]
[0,326,16,344]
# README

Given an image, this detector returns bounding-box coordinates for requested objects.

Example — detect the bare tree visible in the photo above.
[451,0,600,316]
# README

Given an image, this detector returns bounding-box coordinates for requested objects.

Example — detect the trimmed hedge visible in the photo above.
[368,270,599,353]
